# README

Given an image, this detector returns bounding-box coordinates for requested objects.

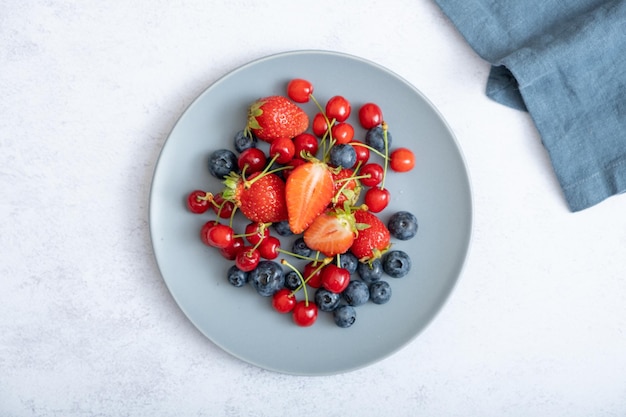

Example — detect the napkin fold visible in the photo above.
[434,0,626,211]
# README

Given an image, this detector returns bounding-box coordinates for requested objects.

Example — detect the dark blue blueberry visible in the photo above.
[365,126,393,153]
[333,305,357,328]
[284,270,302,291]
[233,129,257,153]
[329,144,357,168]
[342,280,369,306]
[272,220,294,237]
[369,280,392,304]
[388,211,418,240]
[292,237,312,257]
[356,258,383,284]
[227,265,248,287]
[208,149,238,179]
[382,250,412,278]
[249,261,284,296]
[314,288,341,312]
[337,252,358,274]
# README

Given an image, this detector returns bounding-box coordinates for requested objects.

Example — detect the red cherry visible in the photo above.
[312,112,328,137]
[331,122,354,145]
[258,236,280,259]
[211,193,235,219]
[358,102,383,129]
[321,264,351,293]
[292,301,318,327]
[364,187,390,213]
[359,163,384,187]
[293,133,319,159]
[205,224,234,248]
[272,288,296,313]
[269,137,296,164]
[220,236,244,260]
[350,141,370,166]
[244,222,269,245]
[286,78,313,103]
[390,147,415,172]
[186,190,211,214]
[303,262,324,288]
[200,221,219,246]
[325,96,351,123]
[238,148,267,173]
[235,247,260,272]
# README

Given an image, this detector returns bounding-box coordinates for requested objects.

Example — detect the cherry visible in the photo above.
[258,236,280,260]
[358,102,383,129]
[220,236,244,260]
[286,78,313,103]
[200,221,218,246]
[292,300,318,327]
[211,193,235,219]
[321,264,351,293]
[312,112,328,137]
[244,221,269,245]
[235,246,260,272]
[390,147,415,172]
[364,187,390,213]
[186,190,212,214]
[272,288,297,313]
[325,96,351,123]
[350,141,370,166]
[359,163,384,187]
[293,133,319,159]
[303,261,325,288]
[269,137,295,164]
[238,147,267,174]
[205,223,234,248]
[331,122,354,145]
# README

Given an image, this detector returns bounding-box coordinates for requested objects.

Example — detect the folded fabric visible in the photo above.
[434,0,626,211]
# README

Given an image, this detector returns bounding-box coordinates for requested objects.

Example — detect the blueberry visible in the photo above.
[329,144,357,168]
[284,270,302,291]
[314,288,341,312]
[233,129,257,153]
[208,149,238,179]
[342,280,369,306]
[272,220,293,237]
[337,252,358,274]
[249,261,284,296]
[333,305,357,328]
[388,211,418,240]
[356,258,383,284]
[369,280,392,304]
[292,237,312,257]
[365,126,393,152]
[382,250,412,278]
[227,265,248,287]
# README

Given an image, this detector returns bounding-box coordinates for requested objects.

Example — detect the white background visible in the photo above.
[2,1,625,416]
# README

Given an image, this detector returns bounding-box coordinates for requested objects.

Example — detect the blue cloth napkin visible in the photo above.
[433,0,626,211]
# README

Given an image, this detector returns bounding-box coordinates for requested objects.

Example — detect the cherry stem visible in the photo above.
[276,248,318,262]
[309,93,336,158]
[380,121,389,190]
[243,153,280,188]
[351,141,389,160]
[281,259,309,306]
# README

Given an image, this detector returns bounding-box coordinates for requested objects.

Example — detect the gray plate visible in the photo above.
[149,50,472,375]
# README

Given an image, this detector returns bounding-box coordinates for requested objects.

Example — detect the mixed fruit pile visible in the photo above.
[186,78,419,328]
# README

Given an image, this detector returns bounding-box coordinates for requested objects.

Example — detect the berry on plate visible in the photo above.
[246,96,309,142]
[351,210,391,262]
[223,171,288,224]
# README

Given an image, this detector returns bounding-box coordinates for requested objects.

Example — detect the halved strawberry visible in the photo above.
[303,209,358,257]
[246,96,309,142]
[223,171,288,223]
[285,160,334,234]
[351,210,391,262]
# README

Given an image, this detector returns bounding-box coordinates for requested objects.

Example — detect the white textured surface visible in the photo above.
[2,1,625,416]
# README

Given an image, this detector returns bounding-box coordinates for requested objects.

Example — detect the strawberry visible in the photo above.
[330,167,361,207]
[351,210,391,262]
[285,160,334,234]
[222,171,288,223]
[246,96,309,142]
[303,208,359,257]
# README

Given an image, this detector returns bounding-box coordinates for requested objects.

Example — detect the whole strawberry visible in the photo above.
[351,209,391,262]
[246,96,309,142]
[223,171,288,223]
